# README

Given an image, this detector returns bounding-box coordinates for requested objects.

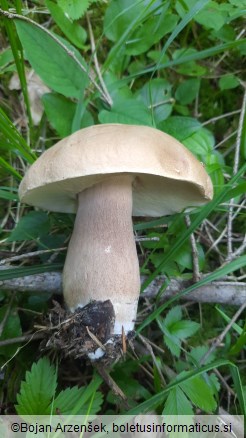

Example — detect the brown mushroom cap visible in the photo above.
[19,124,213,214]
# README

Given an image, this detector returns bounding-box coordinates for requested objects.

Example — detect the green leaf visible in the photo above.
[158,116,201,141]
[229,322,246,356]
[139,251,246,332]
[216,306,243,335]
[0,107,36,163]
[42,93,75,137]
[7,211,50,242]
[0,305,22,358]
[195,1,228,30]
[14,19,88,98]
[99,98,152,125]
[52,386,103,415]
[164,306,182,326]
[57,0,93,20]
[126,359,244,415]
[174,242,205,270]
[125,12,178,56]
[183,127,215,155]
[161,306,200,357]
[46,0,87,48]
[208,373,221,394]
[0,47,14,71]
[152,0,210,77]
[219,74,240,90]
[176,0,228,31]
[175,78,200,105]
[103,0,165,70]
[180,374,217,412]
[16,358,57,415]
[189,346,216,365]
[229,0,246,6]
[137,78,173,123]
[229,364,246,415]
[172,48,207,76]
[104,0,147,42]
[42,93,93,137]
[119,39,246,82]
[68,374,103,415]
[164,333,181,357]
[218,182,246,204]
[170,320,200,339]
[163,387,193,415]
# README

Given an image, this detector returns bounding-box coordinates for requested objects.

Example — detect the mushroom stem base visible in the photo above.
[63,174,140,335]
[42,300,135,364]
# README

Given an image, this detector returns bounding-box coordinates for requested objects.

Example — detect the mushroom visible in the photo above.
[19,124,213,356]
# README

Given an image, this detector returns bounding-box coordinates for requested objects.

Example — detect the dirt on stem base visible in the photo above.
[40,300,135,366]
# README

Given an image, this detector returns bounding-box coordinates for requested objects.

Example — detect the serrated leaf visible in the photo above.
[180,374,217,412]
[52,386,103,415]
[57,0,93,20]
[14,19,88,98]
[46,0,87,48]
[163,387,193,415]
[189,346,216,365]
[170,320,200,339]
[208,373,221,394]
[16,358,57,415]
[164,333,181,357]
[164,306,182,327]
[163,388,193,438]
[7,211,50,242]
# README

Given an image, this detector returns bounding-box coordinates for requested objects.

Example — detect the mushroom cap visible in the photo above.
[19,124,213,216]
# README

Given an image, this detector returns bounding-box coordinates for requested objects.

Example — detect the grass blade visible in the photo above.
[0,263,63,280]
[125,359,244,414]
[141,162,246,292]
[1,0,33,128]
[116,39,246,85]
[151,0,210,78]
[0,107,36,162]
[138,255,246,332]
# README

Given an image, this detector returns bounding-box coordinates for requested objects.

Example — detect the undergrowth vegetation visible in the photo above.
[0,0,245,419]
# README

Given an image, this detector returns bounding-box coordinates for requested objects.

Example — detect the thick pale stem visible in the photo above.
[63,175,140,335]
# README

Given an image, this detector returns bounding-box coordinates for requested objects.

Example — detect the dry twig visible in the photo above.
[199,301,246,365]
[0,271,245,306]
[226,90,246,260]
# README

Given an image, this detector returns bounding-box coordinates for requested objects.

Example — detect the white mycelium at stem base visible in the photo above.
[63,174,140,335]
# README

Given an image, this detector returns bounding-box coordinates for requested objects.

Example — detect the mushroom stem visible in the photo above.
[63,174,140,335]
